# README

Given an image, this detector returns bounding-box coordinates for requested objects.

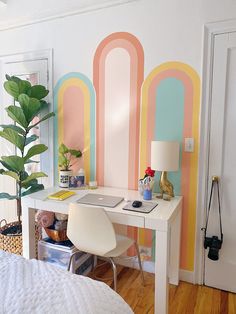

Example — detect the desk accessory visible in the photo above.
[48,190,76,200]
[138,166,155,199]
[151,141,179,199]
[123,201,158,213]
[132,200,142,208]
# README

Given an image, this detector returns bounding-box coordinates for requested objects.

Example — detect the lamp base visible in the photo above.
[159,171,174,198]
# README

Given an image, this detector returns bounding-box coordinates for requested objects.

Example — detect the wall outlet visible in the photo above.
[184,138,194,152]
[139,245,152,257]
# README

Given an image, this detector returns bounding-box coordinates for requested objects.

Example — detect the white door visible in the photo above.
[204,32,236,292]
[0,52,53,223]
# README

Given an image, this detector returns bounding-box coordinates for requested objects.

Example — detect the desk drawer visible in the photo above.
[107,212,145,228]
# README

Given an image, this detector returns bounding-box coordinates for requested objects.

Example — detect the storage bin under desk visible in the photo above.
[38,239,93,275]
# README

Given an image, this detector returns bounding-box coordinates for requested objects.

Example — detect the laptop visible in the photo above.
[77,193,124,208]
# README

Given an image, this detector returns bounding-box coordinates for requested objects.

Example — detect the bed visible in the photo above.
[0,250,133,314]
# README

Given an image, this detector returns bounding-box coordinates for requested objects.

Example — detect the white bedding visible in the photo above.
[0,250,133,314]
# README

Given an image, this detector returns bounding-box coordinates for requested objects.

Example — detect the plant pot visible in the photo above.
[59,170,72,188]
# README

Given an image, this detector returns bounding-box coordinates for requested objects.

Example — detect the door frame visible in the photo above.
[195,19,236,285]
[0,49,54,186]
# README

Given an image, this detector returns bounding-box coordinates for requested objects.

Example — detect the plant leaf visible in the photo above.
[0,192,17,200]
[8,76,21,84]
[59,143,68,154]
[40,100,49,110]
[28,112,55,130]
[25,159,39,164]
[18,94,40,122]
[21,183,44,197]
[69,149,82,158]
[21,178,37,189]
[58,154,67,167]
[24,144,47,161]
[0,160,15,172]
[2,171,19,181]
[6,106,28,128]
[4,81,19,99]
[1,156,24,172]
[25,134,39,146]
[0,124,25,135]
[0,128,24,150]
[27,85,49,100]
[22,172,47,185]
[18,80,31,94]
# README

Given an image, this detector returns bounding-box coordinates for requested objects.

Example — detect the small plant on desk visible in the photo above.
[58,143,82,188]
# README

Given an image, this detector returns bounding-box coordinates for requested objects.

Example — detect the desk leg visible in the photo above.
[22,204,36,259]
[155,229,169,314]
[169,208,182,285]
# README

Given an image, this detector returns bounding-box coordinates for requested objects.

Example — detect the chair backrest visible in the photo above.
[67,203,117,256]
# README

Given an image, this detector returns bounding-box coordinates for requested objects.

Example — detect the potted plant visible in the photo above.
[0,75,55,254]
[58,143,82,188]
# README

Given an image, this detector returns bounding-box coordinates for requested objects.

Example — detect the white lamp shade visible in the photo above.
[151,141,180,171]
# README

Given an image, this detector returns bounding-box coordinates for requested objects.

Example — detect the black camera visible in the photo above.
[204,236,222,261]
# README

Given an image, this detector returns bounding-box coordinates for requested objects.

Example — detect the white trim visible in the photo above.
[114,256,155,273]
[0,0,139,32]
[195,19,236,285]
[114,257,195,283]
[0,49,54,187]
[179,269,195,284]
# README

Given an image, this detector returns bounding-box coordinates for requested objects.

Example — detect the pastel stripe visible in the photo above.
[54,73,96,183]
[140,62,200,270]
[93,32,144,190]
[93,32,144,256]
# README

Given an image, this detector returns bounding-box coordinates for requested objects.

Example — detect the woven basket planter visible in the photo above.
[0,219,42,256]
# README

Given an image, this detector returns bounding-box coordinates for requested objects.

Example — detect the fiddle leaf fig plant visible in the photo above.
[0,75,55,223]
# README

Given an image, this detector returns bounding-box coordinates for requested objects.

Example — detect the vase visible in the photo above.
[59,170,72,188]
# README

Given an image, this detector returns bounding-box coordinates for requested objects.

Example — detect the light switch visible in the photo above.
[185,138,194,152]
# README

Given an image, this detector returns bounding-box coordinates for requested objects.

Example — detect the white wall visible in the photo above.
[0,0,236,83]
[0,0,236,272]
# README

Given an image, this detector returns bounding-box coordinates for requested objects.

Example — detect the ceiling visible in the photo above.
[0,0,137,29]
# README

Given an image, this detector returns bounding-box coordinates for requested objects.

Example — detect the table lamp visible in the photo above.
[151,141,180,199]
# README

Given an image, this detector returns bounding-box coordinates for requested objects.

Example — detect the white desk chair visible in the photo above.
[67,203,145,291]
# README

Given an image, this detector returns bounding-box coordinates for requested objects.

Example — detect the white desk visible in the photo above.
[22,186,182,314]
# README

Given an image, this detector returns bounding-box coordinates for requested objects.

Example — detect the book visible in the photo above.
[47,190,76,200]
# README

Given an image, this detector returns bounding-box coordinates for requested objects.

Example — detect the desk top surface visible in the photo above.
[22,186,182,228]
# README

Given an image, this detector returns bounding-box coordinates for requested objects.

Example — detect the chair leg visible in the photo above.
[67,251,79,272]
[134,241,145,286]
[109,257,117,292]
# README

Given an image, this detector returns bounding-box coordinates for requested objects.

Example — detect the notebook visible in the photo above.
[77,193,124,208]
[48,190,76,200]
[122,201,158,213]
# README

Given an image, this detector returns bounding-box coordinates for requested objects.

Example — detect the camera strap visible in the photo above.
[202,177,223,243]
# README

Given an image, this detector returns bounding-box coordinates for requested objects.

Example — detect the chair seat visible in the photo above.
[104,234,134,257]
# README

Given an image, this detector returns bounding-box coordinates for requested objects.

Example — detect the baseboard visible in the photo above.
[114,257,195,284]
[114,256,155,273]
[179,269,195,283]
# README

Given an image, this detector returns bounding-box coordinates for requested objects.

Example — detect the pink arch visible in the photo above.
[93,32,144,190]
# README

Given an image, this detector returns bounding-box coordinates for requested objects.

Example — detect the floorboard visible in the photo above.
[90,262,236,314]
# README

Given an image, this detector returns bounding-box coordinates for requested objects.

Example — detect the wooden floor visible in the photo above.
[90,262,236,314]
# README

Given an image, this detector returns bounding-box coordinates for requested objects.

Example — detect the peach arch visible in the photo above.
[93,32,144,190]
